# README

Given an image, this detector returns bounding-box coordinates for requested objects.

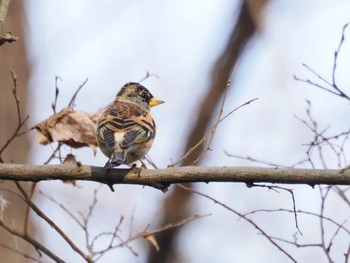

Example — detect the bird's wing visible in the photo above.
[120,120,154,149]
[97,103,155,151]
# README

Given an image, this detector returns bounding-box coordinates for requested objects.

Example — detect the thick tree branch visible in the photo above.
[0,164,349,189]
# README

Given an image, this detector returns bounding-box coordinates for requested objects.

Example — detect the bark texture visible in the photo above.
[0,164,349,187]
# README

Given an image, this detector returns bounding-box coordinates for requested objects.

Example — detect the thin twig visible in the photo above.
[92,213,210,260]
[91,216,124,261]
[138,71,160,83]
[44,143,62,165]
[0,243,46,263]
[319,186,335,263]
[295,23,350,101]
[332,186,350,207]
[41,187,125,261]
[52,76,61,114]
[78,187,99,255]
[332,23,348,89]
[344,241,350,262]
[0,71,29,162]
[294,75,341,97]
[191,78,231,165]
[170,61,257,167]
[0,220,65,263]
[327,220,346,254]
[224,152,290,168]
[247,183,302,235]
[302,63,333,87]
[39,190,83,228]
[178,184,298,262]
[23,182,37,235]
[295,100,350,169]
[15,182,92,263]
[131,213,211,241]
[269,235,322,249]
[68,78,88,108]
[170,97,258,167]
[242,208,350,236]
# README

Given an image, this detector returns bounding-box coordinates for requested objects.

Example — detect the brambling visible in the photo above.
[96,82,164,168]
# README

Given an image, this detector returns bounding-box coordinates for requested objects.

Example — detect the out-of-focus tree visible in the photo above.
[147,1,267,262]
[0,0,34,262]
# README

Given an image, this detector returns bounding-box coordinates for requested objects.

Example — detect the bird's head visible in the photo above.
[116,82,164,110]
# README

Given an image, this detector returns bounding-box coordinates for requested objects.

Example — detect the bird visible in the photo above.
[96,82,164,168]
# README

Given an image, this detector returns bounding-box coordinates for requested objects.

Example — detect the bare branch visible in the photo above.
[345,242,350,262]
[295,23,350,101]
[294,100,350,169]
[90,213,209,261]
[0,71,29,162]
[0,219,65,263]
[178,184,298,262]
[0,165,350,189]
[131,213,211,242]
[243,208,350,236]
[327,220,346,254]
[15,182,92,262]
[170,97,258,167]
[52,76,61,113]
[23,182,37,235]
[0,243,46,263]
[68,78,88,108]
[247,183,302,235]
[138,71,160,83]
[225,152,293,168]
[95,213,210,259]
[191,77,232,165]
[332,23,348,87]
[40,190,84,228]
[332,186,350,207]
[44,143,62,165]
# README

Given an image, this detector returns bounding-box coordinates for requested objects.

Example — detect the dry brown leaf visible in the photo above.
[142,232,160,251]
[62,154,79,185]
[35,107,101,155]
[63,153,78,164]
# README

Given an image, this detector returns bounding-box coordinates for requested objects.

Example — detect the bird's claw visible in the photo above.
[130,164,144,177]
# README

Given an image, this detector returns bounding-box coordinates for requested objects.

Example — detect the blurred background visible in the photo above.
[1,0,350,262]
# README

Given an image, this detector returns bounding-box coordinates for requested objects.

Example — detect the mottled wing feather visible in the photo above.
[120,129,141,149]
[103,127,117,149]
[97,102,155,153]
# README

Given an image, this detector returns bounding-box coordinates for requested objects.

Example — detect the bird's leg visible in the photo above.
[140,159,148,169]
[130,163,144,177]
[104,159,112,168]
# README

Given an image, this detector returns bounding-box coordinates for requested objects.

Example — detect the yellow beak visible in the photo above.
[149,97,165,107]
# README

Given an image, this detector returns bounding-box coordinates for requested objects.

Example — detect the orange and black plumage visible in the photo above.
[96,82,164,167]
